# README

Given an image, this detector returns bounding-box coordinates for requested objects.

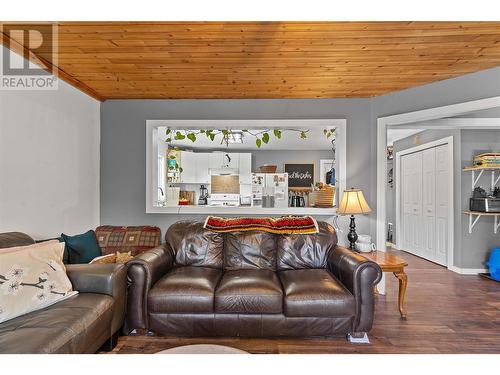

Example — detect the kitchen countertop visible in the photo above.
[147,205,337,216]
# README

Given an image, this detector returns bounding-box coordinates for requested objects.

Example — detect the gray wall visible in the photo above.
[100,66,500,266]
[100,99,374,238]
[460,130,500,268]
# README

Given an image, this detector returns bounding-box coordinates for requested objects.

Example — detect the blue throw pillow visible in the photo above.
[60,230,102,264]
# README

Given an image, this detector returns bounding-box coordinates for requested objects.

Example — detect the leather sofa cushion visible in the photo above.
[215,269,283,314]
[0,293,113,354]
[148,267,222,314]
[166,221,223,268]
[0,232,35,249]
[279,269,355,317]
[277,221,337,270]
[223,231,277,271]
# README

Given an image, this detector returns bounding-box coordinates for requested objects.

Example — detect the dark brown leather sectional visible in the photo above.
[0,232,127,354]
[127,221,382,338]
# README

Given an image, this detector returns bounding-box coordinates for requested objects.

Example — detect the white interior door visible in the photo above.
[422,148,436,261]
[434,144,449,265]
[401,152,423,257]
[400,143,449,266]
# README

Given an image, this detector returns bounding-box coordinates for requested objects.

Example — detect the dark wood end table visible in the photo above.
[361,250,409,319]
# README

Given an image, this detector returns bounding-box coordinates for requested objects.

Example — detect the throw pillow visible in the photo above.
[60,230,102,264]
[0,241,78,324]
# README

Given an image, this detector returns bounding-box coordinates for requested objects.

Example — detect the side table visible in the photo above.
[361,250,408,319]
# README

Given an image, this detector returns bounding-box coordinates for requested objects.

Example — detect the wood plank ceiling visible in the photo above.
[2,22,500,100]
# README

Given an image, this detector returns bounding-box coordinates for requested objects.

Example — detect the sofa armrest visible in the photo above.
[327,246,382,333]
[65,263,127,335]
[126,243,175,331]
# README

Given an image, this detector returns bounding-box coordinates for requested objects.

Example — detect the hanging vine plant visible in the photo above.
[165,127,336,148]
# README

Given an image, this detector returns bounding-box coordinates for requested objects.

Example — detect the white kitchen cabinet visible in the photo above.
[209,152,239,169]
[208,153,223,170]
[196,153,210,184]
[179,151,198,183]
[238,153,252,184]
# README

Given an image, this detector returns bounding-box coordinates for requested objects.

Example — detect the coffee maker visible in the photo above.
[197,184,208,205]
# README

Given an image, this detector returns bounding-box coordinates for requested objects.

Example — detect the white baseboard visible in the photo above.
[448,266,487,275]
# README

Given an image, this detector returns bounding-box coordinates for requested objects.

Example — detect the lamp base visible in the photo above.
[347,215,358,251]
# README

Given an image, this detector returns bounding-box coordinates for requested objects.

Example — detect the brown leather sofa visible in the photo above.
[0,232,127,353]
[127,221,382,338]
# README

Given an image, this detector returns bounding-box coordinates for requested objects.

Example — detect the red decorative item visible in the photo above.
[204,216,319,234]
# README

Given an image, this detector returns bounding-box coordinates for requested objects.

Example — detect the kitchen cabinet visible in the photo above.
[179,151,198,183]
[196,154,210,183]
[239,153,252,184]
[209,152,239,170]
[180,151,211,184]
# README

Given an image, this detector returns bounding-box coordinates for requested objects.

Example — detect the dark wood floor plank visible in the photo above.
[109,249,500,354]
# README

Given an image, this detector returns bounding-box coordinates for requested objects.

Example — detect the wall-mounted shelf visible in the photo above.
[463,165,500,190]
[463,211,500,234]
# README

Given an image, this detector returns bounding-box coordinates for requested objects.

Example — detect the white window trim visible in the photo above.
[146,119,347,215]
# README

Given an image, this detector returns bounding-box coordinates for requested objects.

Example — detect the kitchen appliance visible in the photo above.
[209,174,240,207]
[209,193,240,207]
[197,184,208,205]
[252,173,288,208]
[470,187,500,213]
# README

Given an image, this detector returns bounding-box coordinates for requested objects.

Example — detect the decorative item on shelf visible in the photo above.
[259,165,277,173]
[355,234,376,253]
[337,188,372,251]
[179,191,195,205]
[473,152,500,168]
[285,163,314,188]
[386,145,394,160]
[313,182,335,208]
[166,149,181,183]
[288,188,310,207]
[178,198,190,206]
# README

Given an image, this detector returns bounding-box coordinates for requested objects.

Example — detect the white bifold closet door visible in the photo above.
[401,144,448,266]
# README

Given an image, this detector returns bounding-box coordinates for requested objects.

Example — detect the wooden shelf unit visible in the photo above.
[463,165,500,190]
[463,211,500,234]
[463,165,500,234]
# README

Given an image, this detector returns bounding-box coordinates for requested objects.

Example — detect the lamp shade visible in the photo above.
[337,188,372,215]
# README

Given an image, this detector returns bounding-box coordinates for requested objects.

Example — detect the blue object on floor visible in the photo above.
[486,247,500,281]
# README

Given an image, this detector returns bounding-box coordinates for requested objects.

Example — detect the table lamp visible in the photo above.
[337,188,372,251]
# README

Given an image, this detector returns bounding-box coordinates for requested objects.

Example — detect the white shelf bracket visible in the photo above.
[492,170,500,190]
[468,213,482,234]
[472,169,484,189]
[495,216,500,234]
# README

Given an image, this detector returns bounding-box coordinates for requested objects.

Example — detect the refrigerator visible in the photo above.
[252,173,288,208]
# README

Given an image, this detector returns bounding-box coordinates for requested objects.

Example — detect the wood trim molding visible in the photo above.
[0,31,105,101]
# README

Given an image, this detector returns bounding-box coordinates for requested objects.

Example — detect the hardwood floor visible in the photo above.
[110,249,500,354]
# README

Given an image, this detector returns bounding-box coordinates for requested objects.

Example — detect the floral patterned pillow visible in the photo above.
[0,241,77,324]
